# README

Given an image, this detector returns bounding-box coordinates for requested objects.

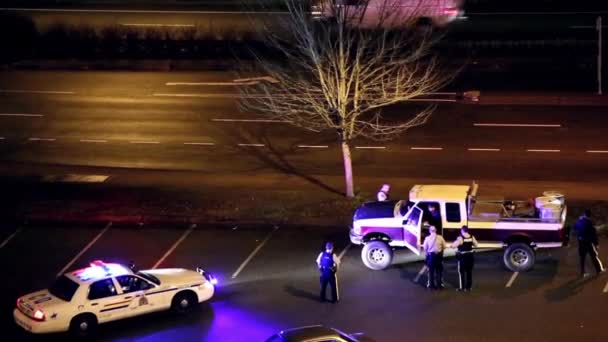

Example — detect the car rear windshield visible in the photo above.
[137,271,161,285]
[49,275,79,302]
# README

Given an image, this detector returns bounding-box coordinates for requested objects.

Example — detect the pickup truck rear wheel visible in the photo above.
[362,240,393,270]
[504,243,535,272]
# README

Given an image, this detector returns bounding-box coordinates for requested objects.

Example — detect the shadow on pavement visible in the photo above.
[284,284,320,302]
[544,275,600,302]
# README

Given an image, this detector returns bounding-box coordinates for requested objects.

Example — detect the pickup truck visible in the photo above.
[350,182,567,272]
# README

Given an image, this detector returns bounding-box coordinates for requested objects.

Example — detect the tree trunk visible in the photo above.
[341,141,354,197]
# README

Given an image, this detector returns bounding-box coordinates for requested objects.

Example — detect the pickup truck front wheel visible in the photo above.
[362,240,393,270]
[503,243,535,272]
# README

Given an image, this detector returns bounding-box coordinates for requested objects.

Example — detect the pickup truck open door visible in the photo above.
[402,206,423,255]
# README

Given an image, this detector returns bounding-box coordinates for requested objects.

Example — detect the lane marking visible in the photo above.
[232,225,279,279]
[407,98,457,102]
[526,149,560,153]
[297,145,328,148]
[0,89,74,95]
[0,227,22,249]
[355,146,386,149]
[237,143,265,147]
[0,137,4,140]
[587,150,608,154]
[183,142,215,146]
[411,147,443,150]
[152,224,196,269]
[0,8,287,14]
[474,123,561,128]
[42,174,110,183]
[154,93,456,102]
[121,23,195,27]
[506,272,519,288]
[167,82,245,86]
[338,243,352,260]
[57,222,112,277]
[414,265,428,282]
[603,281,608,293]
[212,118,290,123]
[130,141,160,144]
[80,139,107,143]
[468,148,501,151]
[0,113,43,117]
[29,137,55,142]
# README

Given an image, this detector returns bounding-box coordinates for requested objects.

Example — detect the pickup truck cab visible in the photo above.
[350,182,567,272]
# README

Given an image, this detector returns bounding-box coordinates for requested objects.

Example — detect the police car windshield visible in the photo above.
[49,275,79,302]
[136,271,161,285]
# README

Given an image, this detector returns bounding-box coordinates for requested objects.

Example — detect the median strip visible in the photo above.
[232,225,279,279]
[152,224,196,269]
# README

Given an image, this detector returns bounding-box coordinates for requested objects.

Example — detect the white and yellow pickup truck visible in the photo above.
[350,182,567,271]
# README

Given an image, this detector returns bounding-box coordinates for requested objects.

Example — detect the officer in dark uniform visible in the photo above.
[574,209,605,276]
[424,204,443,236]
[451,225,478,292]
[316,242,340,302]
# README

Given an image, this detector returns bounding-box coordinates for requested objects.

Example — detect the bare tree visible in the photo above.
[240,0,454,197]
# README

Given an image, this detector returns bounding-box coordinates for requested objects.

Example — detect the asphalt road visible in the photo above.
[1,222,607,341]
[0,70,607,196]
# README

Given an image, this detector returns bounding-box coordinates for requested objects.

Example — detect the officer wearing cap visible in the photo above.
[451,225,478,292]
[575,209,605,276]
[316,241,340,302]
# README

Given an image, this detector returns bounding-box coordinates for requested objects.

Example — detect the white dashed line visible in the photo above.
[183,142,215,146]
[526,149,560,153]
[0,228,22,249]
[121,23,195,27]
[506,272,519,288]
[0,89,75,95]
[130,141,160,144]
[414,265,428,282]
[0,8,285,14]
[232,225,279,279]
[167,82,242,86]
[237,143,265,147]
[212,118,290,123]
[80,139,107,143]
[355,146,386,149]
[152,224,196,269]
[297,145,328,148]
[57,222,112,277]
[407,98,457,102]
[0,113,43,117]
[29,137,56,142]
[153,93,242,98]
[587,150,608,154]
[468,148,501,151]
[411,147,443,150]
[474,123,561,128]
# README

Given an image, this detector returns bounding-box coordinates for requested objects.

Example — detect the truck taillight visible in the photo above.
[33,309,45,321]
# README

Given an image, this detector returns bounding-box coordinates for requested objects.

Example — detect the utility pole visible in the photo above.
[598,16,603,95]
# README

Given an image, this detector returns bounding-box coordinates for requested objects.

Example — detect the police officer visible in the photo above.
[422,226,446,289]
[316,242,340,302]
[574,209,605,277]
[377,184,390,201]
[451,225,478,292]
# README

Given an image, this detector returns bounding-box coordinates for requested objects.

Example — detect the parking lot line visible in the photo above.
[56,222,112,276]
[506,272,519,288]
[414,265,428,282]
[152,224,196,269]
[338,243,352,261]
[231,225,279,279]
[0,227,22,249]
[603,281,608,293]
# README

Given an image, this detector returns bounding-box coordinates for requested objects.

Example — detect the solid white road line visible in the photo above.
[587,150,608,154]
[0,228,22,249]
[355,146,386,149]
[526,149,561,153]
[414,265,428,282]
[130,141,160,144]
[152,224,196,269]
[212,118,290,123]
[338,243,352,260]
[506,272,519,288]
[80,139,107,143]
[232,225,279,279]
[121,23,195,27]
[474,123,561,128]
[183,142,215,146]
[411,147,443,150]
[297,145,328,148]
[29,137,56,142]
[57,222,112,277]
[0,89,74,95]
[0,8,286,14]
[467,148,501,151]
[237,143,265,147]
[0,113,43,117]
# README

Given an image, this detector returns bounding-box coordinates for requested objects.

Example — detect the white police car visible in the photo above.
[14,260,216,336]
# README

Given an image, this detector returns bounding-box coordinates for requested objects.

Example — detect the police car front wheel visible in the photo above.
[362,240,393,270]
[172,291,197,314]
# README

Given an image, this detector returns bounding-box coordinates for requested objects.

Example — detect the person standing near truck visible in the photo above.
[316,242,341,302]
[574,209,605,277]
[377,184,390,201]
[422,225,446,289]
[451,225,478,292]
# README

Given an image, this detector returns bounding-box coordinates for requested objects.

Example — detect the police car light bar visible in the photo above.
[74,260,131,281]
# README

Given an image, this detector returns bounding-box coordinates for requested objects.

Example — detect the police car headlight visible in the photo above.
[197,268,218,285]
